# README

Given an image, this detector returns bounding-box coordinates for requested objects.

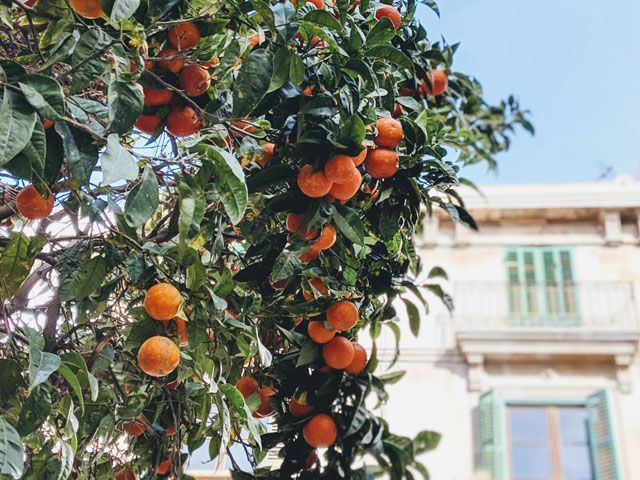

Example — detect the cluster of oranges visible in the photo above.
[285,213,337,263]
[365,116,403,179]
[135,22,208,138]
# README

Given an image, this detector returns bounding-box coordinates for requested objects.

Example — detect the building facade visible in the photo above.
[379,178,640,480]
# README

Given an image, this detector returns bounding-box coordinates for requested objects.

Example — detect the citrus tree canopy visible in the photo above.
[0,0,532,478]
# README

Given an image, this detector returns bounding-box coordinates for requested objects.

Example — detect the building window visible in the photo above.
[508,405,593,480]
[505,247,579,325]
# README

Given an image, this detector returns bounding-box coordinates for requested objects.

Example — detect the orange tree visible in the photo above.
[0,0,531,478]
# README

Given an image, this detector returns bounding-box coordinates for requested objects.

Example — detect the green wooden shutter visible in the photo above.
[586,390,621,480]
[478,391,505,479]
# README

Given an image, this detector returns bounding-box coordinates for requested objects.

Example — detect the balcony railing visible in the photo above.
[448,281,639,330]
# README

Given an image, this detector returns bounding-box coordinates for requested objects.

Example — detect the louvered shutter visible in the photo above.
[477,391,505,480]
[586,390,621,480]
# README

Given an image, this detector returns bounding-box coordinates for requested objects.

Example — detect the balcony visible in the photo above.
[447,282,640,391]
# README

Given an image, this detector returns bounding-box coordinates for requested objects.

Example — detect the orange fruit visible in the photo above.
[174,317,188,347]
[143,87,174,107]
[328,169,362,201]
[123,416,149,437]
[253,386,276,418]
[15,185,54,219]
[420,69,448,96]
[326,300,358,331]
[258,142,275,167]
[168,22,201,50]
[290,398,314,417]
[156,47,184,73]
[114,468,136,480]
[305,450,318,469]
[392,103,403,118]
[165,379,180,390]
[144,283,182,321]
[42,118,54,130]
[137,336,180,377]
[364,148,399,179]
[308,321,335,344]
[236,375,259,398]
[179,65,211,97]
[311,225,336,251]
[344,343,367,374]
[302,277,329,301]
[324,154,358,184]
[322,336,355,369]
[303,414,337,448]
[286,213,319,240]
[166,424,176,436]
[202,56,220,68]
[297,165,333,198]
[69,0,104,18]
[166,105,201,137]
[299,249,320,263]
[302,86,314,97]
[374,5,402,29]
[374,117,403,148]
[134,114,162,135]
[351,144,368,167]
[156,458,171,476]
[231,119,256,136]
[399,86,415,96]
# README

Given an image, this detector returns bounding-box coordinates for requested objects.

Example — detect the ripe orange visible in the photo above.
[156,458,171,475]
[375,5,402,30]
[157,47,184,73]
[324,154,358,184]
[174,317,188,347]
[166,424,176,436]
[302,277,329,301]
[69,0,104,18]
[42,118,54,130]
[364,148,399,179]
[308,321,335,344]
[392,103,403,118]
[236,375,259,398]
[143,87,174,106]
[328,169,362,201]
[15,185,54,219]
[168,22,201,50]
[179,65,211,97]
[290,398,314,417]
[303,414,337,448]
[399,86,415,97]
[286,213,319,240]
[351,144,368,166]
[297,165,333,198]
[258,142,275,167]
[144,283,182,321]
[345,343,367,374]
[137,336,180,377]
[123,416,149,437]
[420,69,448,96]
[322,336,355,369]
[134,114,162,135]
[374,117,403,148]
[231,120,256,136]
[302,86,314,97]
[299,249,320,263]
[166,105,201,137]
[114,468,136,480]
[253,386,276,418]
[326,300,358,331]
[311,225,336,251]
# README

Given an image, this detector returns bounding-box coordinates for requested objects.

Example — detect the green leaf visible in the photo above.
[17,384,52,436]
[198,146,247,225]
[0,89,36,167]
[421,0,440,16]
[423,283,454,311]
[0,360,23,404]
[26,327,61,389]
[272,1,297,40]
[101,135,138,185]
[367,45,414,72]
[124,164,159,227]
[331,205,365,245]
[70,29,112,92]
[233,49,273,117]
[5,120,46,182]
[289,53,304,85]
[413,430,441,453]
[402,297,421,337]
[58,365,84,413]
[366,17,397,46]
[0,416,23,479]
[54,122,99,183]
[296,340,321,367]
[268,47,291,92]
[271,250,302,282]
[73,255,108,299]
[107,78,143,135]
[0,233,44,301]
[52,440,73,480]
[110,0,140,21]
[18,74,65,121]
[254,325,273,367]
[252,0,276,33]
[220,384,246,412]
[303,9,345,34]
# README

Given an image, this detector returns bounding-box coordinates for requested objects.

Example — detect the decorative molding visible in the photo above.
[614,354,634,393]
[603,210,623,246]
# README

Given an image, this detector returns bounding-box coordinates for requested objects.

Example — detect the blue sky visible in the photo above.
[417,0,640,184]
